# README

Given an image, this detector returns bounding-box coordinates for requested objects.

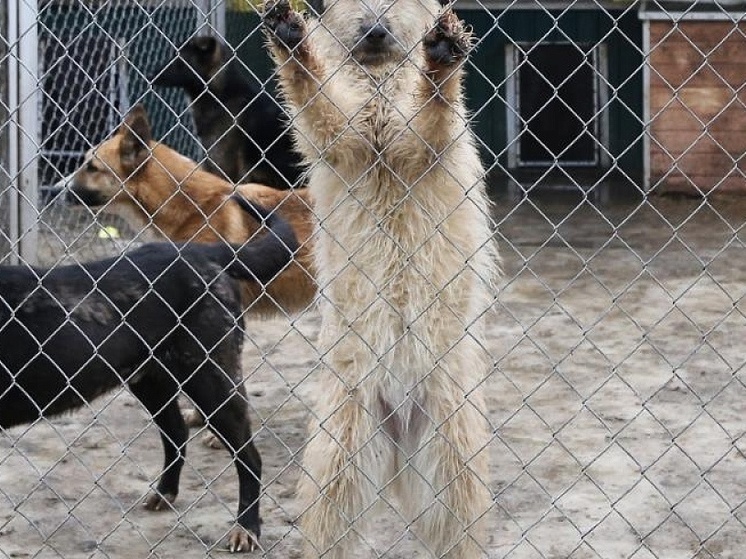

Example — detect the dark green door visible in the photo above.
[519,44,596,166]
[458,8,643,183]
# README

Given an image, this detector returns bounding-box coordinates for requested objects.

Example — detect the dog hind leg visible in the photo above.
[399,400,492,559]
[297,393,392,558]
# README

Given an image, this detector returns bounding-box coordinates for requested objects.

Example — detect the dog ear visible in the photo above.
[119,104,152,173]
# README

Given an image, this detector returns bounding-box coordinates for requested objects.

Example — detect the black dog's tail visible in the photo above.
[212,194,299,284]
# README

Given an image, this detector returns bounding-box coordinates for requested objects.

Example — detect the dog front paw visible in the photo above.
[423,10,473,69]
[262,0,307,52]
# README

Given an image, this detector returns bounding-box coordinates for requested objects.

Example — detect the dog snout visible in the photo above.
[51,173,85,206]
[65,186,82,205]
[150,57,177,86]
[149,53,193,87]
[362,22,389,45]
[64,181,84,205]
[63,181,109,207]
[54,173,72,189]
[353,17,399,63]
[50,173,78,205]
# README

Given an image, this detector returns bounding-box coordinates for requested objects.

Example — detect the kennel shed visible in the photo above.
[640,1,746,195]
[456,1,645,195]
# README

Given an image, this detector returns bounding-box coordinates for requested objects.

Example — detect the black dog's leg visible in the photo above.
[187,378,262,553]
[128,373,188,510]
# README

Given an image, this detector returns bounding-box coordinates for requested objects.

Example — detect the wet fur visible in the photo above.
[0,205,298,552]
[62,104,317,317]
[151,35,305,188]
[264,1,497,557]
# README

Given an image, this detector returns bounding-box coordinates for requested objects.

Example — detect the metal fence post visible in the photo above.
[6,0,38,265]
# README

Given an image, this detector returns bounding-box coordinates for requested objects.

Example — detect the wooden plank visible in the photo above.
[650,21,746,48]
[650,65,746,89]
[650,37,746,66]
[650,85,739,115]
[649,106,706,133]
[649,130,746,155]
[651,151,743,178]
[649,95,746,129]
[649,172,746,195]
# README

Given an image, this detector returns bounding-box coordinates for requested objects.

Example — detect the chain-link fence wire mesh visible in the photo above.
[2,0,746,557]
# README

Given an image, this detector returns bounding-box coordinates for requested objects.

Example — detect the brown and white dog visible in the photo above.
[59,104,317,317]
[264,0,498,557]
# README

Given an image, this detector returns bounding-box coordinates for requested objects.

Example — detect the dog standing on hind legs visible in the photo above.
[263,1,498,557]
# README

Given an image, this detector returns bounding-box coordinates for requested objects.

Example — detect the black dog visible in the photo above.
[0,200,297,552]
[151,35,304,189]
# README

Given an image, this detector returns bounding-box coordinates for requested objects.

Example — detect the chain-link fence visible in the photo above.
[2,0,746,557]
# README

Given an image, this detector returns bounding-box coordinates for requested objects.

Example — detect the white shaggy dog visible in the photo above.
[263,0,498,556]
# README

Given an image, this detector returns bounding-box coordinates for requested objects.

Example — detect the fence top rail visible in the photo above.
[39,0,199,8]
[457,0,632,10]
[639,0,746,20]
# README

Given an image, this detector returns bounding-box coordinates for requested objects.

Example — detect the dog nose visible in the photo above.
[362,22,389,44]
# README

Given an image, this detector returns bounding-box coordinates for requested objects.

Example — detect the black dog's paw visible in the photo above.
[262,0,307,51]
[143,491,177,512]
[423,10,473,67]
[226,525,260,553]
[182,408,205,428]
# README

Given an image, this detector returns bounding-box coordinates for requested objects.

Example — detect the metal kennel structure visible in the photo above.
[2,0,746,557]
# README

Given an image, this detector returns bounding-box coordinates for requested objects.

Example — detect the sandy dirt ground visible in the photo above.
[2,192,746,558]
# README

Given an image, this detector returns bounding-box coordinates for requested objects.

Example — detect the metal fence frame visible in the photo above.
[4,0,38,265]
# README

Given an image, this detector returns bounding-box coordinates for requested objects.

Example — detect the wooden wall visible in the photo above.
[649,21,746,195]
